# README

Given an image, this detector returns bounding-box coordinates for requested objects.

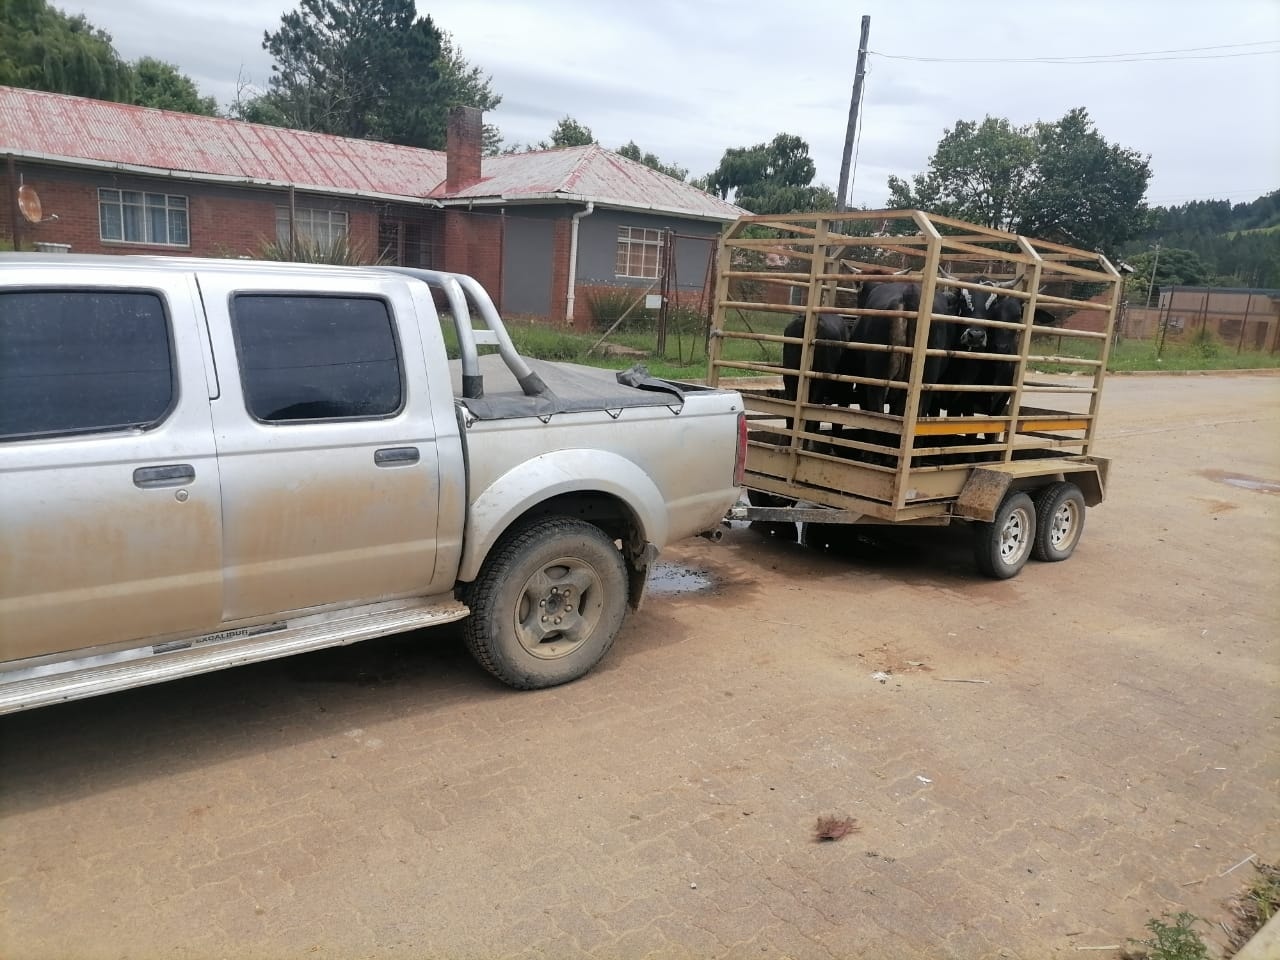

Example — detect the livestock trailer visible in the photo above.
[706,209,1123,578]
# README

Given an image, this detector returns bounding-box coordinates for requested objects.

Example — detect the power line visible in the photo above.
[869,40,1280,65]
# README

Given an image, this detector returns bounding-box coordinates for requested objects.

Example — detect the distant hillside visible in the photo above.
[1124,190,1280,288]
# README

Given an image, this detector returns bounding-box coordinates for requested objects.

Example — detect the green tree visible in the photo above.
[616,141,687,181]
[132,57,218,115]
[547,115,595,147]
[1126,190,1280,288]
[245,0,499,149]
[889,107,1152,256]
[0,0,134,101]
[1019,108,1152,254]
[1124,247,1213,303]
[707,133,835,213]
[887,116,1034,232]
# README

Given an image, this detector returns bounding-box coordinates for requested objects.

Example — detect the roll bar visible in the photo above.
[381,267,548,400]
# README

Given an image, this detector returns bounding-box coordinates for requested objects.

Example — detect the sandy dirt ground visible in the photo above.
[2,373,1278,960]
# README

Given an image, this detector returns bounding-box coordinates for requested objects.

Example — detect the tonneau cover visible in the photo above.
[450,356,693,420]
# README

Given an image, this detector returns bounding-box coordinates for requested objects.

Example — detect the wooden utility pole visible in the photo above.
[836,15,871,212]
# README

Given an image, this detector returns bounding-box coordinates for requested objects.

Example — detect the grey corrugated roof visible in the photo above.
[431,144,744,221]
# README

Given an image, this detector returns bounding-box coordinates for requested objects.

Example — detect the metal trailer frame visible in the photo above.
[706,210,1122,575]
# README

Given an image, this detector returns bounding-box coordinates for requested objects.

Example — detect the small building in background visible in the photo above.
[1123,286,1280,353]
[0,86,743,324]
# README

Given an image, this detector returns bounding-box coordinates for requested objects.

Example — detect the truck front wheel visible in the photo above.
[464,517,628,689]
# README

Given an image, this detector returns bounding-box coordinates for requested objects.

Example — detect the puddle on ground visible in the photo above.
[1201,469,1280,495]
[647,563,716,596]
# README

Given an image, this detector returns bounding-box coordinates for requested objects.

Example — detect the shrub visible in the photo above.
[259,234,382,265]
[1126,911,1210,960]
[585,286,653,331]
[1188,324,1221,360]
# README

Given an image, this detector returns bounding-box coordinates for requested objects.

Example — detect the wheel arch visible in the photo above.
[457,450,668,584]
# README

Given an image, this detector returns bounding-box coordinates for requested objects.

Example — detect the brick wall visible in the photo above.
[1,162,379,259]
[441,209,504,311]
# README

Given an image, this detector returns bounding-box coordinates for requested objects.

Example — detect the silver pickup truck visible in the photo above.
[0,254,744,712]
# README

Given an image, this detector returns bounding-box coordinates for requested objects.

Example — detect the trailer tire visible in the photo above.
[463,517,628,689]
[801,523,845,551]
[746,488,798,541]
[973,492,1036,579]
[1032,482,1086,562]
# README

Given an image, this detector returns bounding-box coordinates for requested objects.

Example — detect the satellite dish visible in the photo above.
[18,184,43,224]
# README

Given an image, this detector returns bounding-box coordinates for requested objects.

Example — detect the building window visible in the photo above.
[98,189,189,246]
[276,207,349,247]
[615,226,664,279]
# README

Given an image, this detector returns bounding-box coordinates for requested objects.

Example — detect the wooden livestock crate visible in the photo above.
[707,210,1121,575]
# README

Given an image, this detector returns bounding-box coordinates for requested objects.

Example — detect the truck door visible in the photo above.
[0,275,224,662]
[197,273,443,622]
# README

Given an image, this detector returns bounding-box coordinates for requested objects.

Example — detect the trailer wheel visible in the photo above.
[1032,482,1086,562]
[973,492,1036,579]
[800,523,840,550]
[746,488,798,541]
[463,517,628,689]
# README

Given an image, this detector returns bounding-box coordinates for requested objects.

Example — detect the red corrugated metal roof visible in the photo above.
[0,86,743,221]
[0,86,445,199]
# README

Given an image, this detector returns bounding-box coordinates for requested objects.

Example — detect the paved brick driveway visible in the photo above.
[2,374,1278,959]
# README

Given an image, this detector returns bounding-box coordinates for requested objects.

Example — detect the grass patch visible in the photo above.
[1030,333,1280,373]
[439,309,794,382]
[1119,861,1279,960]
[445,314,1277,383]
[1225,860,1280,955]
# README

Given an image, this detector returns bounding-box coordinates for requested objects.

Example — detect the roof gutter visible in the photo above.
[565,201,594,324]
[436,192,742,223]
[2,149,444,207]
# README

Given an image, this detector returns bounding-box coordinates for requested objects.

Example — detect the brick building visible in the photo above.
[1122,286,1280,352]
[0,86,743,323]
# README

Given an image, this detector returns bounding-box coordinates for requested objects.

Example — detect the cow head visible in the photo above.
[959,280,1058,354]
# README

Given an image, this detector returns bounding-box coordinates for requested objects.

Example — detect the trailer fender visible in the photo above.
[954,469,1013,522]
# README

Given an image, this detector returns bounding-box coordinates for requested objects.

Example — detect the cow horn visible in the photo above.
[995,276,1021,289]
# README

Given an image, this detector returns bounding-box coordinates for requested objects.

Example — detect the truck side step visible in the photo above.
[0,597,470,715]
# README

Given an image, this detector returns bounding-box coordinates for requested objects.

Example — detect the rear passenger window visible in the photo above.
[0,290,173,440]
[231,295,402,422]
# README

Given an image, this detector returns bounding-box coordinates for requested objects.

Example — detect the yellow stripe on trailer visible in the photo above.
[914,417,1089,436]
[1017,418,1089,432]
[914,420,1003,436]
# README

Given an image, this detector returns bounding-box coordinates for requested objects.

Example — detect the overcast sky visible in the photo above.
[68,0,1280,209]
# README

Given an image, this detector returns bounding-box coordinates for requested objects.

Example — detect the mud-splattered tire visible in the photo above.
[463,517,628,689]
[973,492,1036,580]
[1032,482,1086,562]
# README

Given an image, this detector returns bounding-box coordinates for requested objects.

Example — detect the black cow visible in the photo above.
[779,311,858,415]
[850,280,966,419]
[940,284,1059,418]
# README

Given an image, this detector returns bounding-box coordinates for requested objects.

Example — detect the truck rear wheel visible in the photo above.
[973,491,1036,579]
[1032,481,1086,562]
[464,517,628,689]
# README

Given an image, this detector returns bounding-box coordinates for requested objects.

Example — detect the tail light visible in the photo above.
[734,411,748,487]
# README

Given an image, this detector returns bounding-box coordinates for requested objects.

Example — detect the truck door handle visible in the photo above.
[374,446,420,466]
[133,464,196,488]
